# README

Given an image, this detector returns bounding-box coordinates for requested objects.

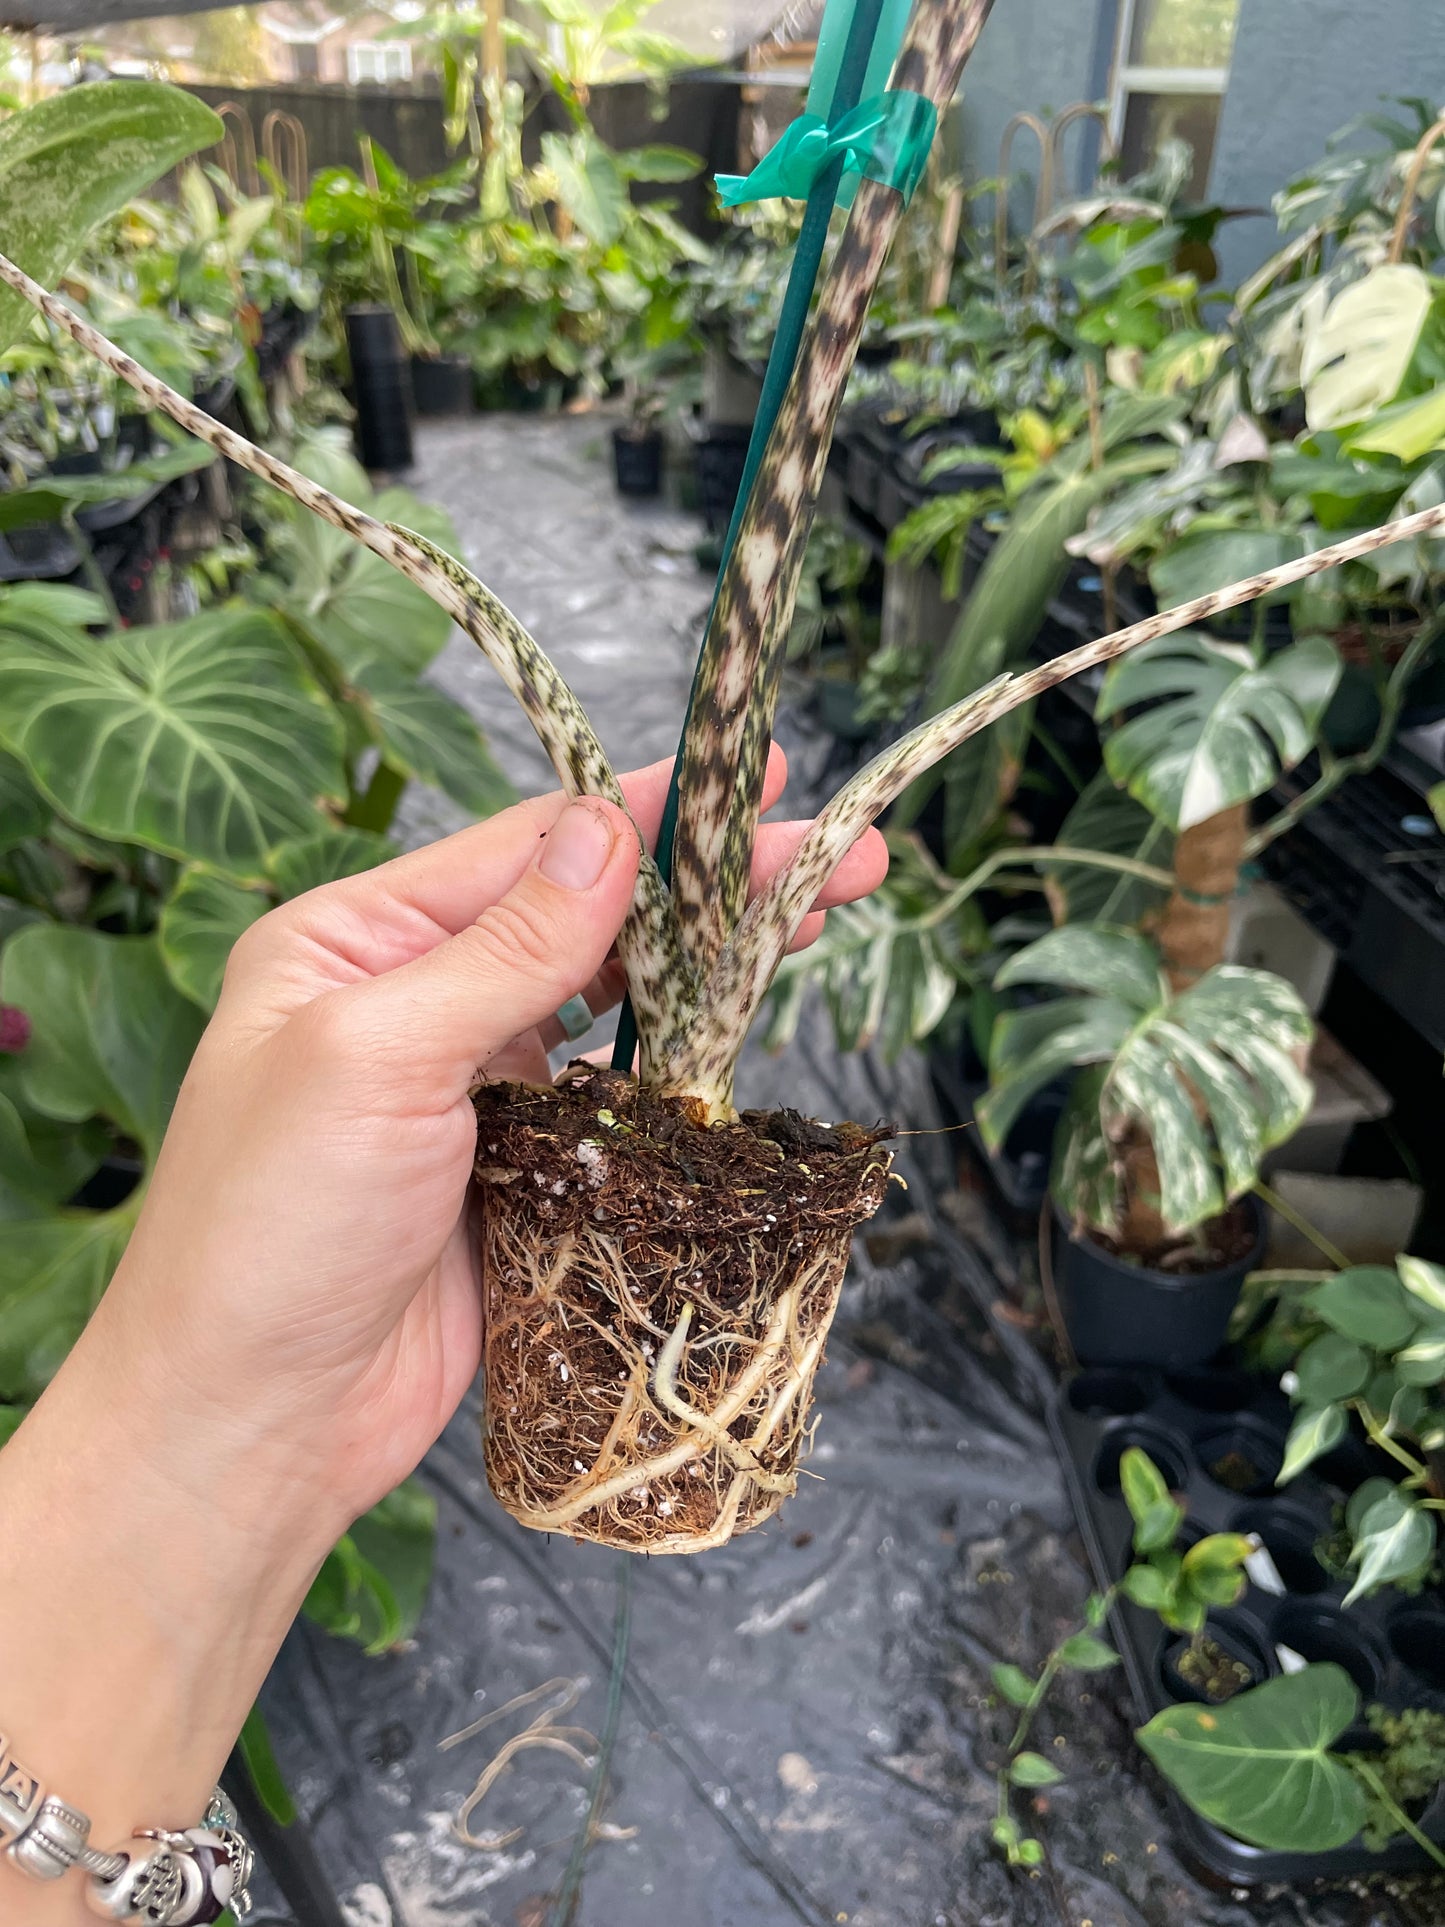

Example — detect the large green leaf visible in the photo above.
[1302,264,1431,431]
[0,604,347,881]
[0,747,46,854]
[1099,631,1341,830]
[1148,530,1307,611]
[1306,1266,1422,1351]
[0,1211,132,1401]
[0,925,204,1159]
[0,82,222,355]
[1138,1666,1366,1853]
[158,868,268,1011]
[265,827,398,899]
[0,1083,105,1221]
[0,444,215,533]
[541,129,627,247]
[981,927,1312,1233]
[352,661,517,821]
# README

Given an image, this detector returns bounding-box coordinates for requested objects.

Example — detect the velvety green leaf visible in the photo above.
[1302,265,1432,430]
[0,748,46,854]
[991,1662,1036,1706]
[158,869,268,1011]
[264,828,397,899]
[1137,1664,1366,1852]
[1296,1332,1372,1405]
[0,605,347,881]
[1,926,203,1161]
[1345,1488,1436,1605]
[352,661,517,820]
[0,1084,105,1221]
[1398,1255,1445,1315]
[0,1211,131,1400]
[1306,1267,1422,1351]
[1010,1751,1063,1787]
[1277,1402,1347,1483]
[0,444,214,532]
[1057,1632,1118,1672]
[1099,631,1341,830]
[0,82,222,355]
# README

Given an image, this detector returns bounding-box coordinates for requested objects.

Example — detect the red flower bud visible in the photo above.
[0,1004,30,1053]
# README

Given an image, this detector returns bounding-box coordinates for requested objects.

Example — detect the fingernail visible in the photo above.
[539,803,615,890]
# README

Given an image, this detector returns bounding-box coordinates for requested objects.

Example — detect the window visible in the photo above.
[1109,0,1241,196]
[292,41,319,81]
[346,41,412,85]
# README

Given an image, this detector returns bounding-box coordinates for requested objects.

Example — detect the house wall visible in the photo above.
[1210,0,1445,285]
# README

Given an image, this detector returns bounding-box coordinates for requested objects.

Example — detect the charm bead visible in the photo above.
[84,1841,184,1921]
[0,1739,46,1846]
[10,1794,90,1878]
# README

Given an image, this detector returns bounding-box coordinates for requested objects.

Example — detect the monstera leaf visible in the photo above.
[1138,1665,1366,1853]
[978,926,1312,1235]
[1302,264,1431,432]
[1098,631,1341,831]
[0,82,222,355]
[0,601,347,880]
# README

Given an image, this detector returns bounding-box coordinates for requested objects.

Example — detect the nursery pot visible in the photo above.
[611,425,664,498]
[1050,1194,1266,1369]
[472,1069,893,1552]
[409,352,475,418]
[345,305,413,473]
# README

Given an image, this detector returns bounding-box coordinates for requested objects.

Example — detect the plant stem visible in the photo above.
[1246,617,1445,859]
[1250,1179,1350,1271]
[1350,1399,1432,1484]
[345,758,407,835]
[916,842,1175,931]
[63,507,121,629]
[1351,1760,1445,1871]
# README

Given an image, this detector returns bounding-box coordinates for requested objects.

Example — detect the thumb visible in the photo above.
[335,799,641,1098]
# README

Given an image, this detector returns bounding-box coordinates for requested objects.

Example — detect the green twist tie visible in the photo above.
[716,89,938,210]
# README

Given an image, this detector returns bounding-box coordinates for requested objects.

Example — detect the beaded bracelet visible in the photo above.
[0,1736,253,1923]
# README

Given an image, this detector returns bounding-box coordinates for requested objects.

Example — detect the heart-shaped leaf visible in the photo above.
[351,661,517,821]
[1099,631,1341,830]
[1296,1332,1372,1404]
[158,869,268,1011]
[0,82,222,355]
[0,603,347,881]
[1306,1267,1422,1351]
[0,1211,132,1402]
[1138,1665,1366,1852]
[1277,1402,1347,1483]
[265,828,398,900]
[0,925,204,1161]
[1345,1489,1436,1604]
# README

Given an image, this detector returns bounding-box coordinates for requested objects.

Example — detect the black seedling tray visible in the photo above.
[1050,1366,1445,1883]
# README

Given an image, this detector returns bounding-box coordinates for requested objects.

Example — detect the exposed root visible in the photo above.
[474,1069,893,1552]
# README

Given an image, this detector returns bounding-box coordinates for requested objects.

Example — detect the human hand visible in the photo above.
[87,748,887,1547]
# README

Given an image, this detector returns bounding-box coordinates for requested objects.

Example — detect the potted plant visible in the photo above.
[14,44,1445,1553]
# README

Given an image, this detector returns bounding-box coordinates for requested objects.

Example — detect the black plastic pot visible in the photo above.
[346,305,413,474]
[611,425,663,498]
[692,424,752,536]
[1051,1194,1267,1369]
[410,352,474,418]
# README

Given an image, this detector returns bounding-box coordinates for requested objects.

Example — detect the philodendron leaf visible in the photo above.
[0,1212,132,1401]
[0,82,222,355]
[1295,1332,1372,1405]
[158,869,268,1011]
[1398,1255,1445,1316]
[0,604,347,882]
[0,444,215,532]
[0,1079,105,1221]
[265,828,398,899]
[1098,630,1341,831]
[351,661,517,821]
[1306,1266,1422,1352]
[1345,1488,1436,1605]
[1138,1664,1366,1852]
[1277,1402,1347,1483]
[1302,264,1432,432]
[0,747,46,854]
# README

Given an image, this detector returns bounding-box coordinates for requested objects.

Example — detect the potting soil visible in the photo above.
[248,417,1441,1927]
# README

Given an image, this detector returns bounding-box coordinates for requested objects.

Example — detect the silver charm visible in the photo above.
[9,1793,90,1879]
[0,1742,45,1846]
[85,1840,184,1921]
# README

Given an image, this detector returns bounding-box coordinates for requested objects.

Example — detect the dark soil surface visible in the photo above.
[1087,1196,1259,1275]
[1174,1636,1260,1704]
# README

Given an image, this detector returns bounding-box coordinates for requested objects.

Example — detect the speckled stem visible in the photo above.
[662,493,1445,1101]
[0,250,697,1065]
[667,0,997,978]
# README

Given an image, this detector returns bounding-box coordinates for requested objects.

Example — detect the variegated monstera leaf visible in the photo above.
[1097,629,1340,831]
[976,926,1312,1236]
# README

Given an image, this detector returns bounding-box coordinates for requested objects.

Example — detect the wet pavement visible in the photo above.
[253,414,1444,1927]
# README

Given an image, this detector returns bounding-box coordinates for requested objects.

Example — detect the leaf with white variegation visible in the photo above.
[1099,631,1341,831]
[0,604,347,881]
[1277,1402,1347,1483]
[1345,1488,1436,1604]
[1399,1255,1445,1315]
[1302,264,1431,432]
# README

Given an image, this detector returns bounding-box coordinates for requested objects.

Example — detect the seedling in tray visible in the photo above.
[17,21,1445,1552]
